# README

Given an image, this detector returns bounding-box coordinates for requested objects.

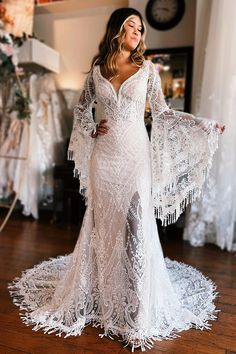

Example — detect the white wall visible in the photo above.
[34,0,196,90]
[129,0,196,49]
[34,3,128,90]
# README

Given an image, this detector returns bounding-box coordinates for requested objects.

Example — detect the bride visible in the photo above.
[9,7,225,352]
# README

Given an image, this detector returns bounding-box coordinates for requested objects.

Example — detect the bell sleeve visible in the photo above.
[147,60,220,226]
[68,69,97,199]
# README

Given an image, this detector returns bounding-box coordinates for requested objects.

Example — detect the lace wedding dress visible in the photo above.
[9,60,221,352]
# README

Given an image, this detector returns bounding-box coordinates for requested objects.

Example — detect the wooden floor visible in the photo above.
[0,212,236,354]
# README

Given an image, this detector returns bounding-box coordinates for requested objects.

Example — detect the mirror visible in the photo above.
[144,46,193,128]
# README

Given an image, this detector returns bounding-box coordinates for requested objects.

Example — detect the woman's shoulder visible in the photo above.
[143,59,155,69]
[85,64,99,82]
[90,63,100,77]
[143,59,156,76]
[144,60,160,79]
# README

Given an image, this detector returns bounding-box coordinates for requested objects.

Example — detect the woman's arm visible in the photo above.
[146,60,222,226]
[71,69,109,141]
[72,70,97,137]
[67,69,97,196]
[146,60,225,134]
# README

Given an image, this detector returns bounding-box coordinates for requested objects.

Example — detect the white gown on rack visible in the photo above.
[9,60,221,351]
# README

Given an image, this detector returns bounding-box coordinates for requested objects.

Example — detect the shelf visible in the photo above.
[18,38,60,73]
[35,0,128,15]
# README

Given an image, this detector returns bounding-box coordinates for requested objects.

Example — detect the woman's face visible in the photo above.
[123,15,143,51]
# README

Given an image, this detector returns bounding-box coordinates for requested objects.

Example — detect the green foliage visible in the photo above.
[10,89,31,121]
[0,28,30,121]
[0,51,15,76]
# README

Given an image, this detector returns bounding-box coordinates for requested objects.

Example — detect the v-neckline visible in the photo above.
[97,62,145,99]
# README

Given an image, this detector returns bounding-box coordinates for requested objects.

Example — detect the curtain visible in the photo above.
[183,0,236,252]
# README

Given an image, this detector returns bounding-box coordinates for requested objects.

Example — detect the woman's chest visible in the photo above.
[93,65,148,105]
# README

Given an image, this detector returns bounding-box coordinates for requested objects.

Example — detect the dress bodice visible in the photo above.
[93,62,149,123]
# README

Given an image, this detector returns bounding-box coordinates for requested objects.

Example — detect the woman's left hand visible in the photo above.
[215,123,225,134]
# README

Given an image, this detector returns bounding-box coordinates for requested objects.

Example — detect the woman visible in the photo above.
[9,8,225,352]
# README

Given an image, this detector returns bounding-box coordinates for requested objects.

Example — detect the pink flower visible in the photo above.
[11,53,18,66]
[15,66,24,75]
[0,43,14,56]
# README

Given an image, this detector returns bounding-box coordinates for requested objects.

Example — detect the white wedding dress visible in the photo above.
[9,60,221,352]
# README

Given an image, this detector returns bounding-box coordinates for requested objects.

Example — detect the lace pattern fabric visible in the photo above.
[9,60,221,351]
[147,61,219,225]
[68,70,97,198]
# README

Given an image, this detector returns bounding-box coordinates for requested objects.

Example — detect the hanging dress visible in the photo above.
[9,60,221,352]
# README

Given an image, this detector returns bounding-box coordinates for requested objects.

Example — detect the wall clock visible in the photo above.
[145,0,185,31]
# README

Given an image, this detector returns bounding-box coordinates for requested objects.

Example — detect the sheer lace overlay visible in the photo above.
[68,70,97,197]
[147,62,219,225]
[9,60,220,352]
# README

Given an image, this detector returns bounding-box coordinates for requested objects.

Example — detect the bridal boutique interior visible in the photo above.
[0,0,236,353]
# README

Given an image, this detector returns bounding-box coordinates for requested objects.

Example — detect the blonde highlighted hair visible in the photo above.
[90,8,146,81]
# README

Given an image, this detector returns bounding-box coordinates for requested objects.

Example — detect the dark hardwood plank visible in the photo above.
[0,344,31,354]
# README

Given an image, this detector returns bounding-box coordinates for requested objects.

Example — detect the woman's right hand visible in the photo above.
[91,119,109,138]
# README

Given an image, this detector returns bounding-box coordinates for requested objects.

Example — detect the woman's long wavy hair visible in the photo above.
[90,8,146,81]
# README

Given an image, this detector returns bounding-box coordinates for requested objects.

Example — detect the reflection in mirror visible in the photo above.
[144,47,193,130]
